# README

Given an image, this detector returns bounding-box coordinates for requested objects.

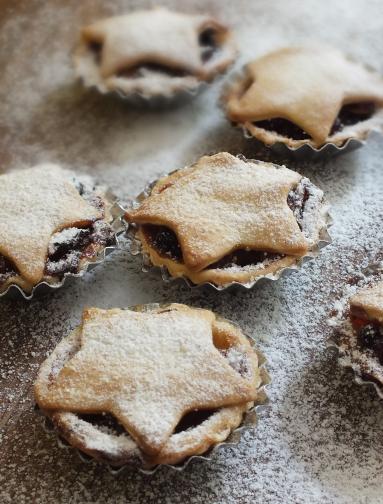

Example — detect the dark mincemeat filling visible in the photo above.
[117,63,189,79]
[44,220,115,278]
[0,184,115,286]
[143,181,311,270]
[88,41,102,64]
[78,413,127,436]
[0,255,18,282]
[78,408,219,438]
[199,27,218,62]
[287,180,310,224]
[252,102,376,141]
[144,225,182,261]
[174,409,218,433]
[353,318,383,365]
[207,249,283,270]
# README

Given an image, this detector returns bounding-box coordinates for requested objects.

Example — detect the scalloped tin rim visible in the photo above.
[88,78,208,107]
[241,125,367,155]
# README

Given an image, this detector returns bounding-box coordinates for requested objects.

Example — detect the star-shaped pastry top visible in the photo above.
[126,153,309,272]
[34,305,257,456]
[81,8,227,80]
[225,47,383,146]
[350,281,383,323]
[0,164,102,285]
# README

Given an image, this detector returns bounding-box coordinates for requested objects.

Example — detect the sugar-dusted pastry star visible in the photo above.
[0,164,102,285]
[225,47,383,146]
[350,281,383,323]
[126,152,309,272]
[79,8,233,81]
[34,305,257,455]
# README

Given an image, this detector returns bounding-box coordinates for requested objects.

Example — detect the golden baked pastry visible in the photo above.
[224,47,383,149]
[35,304,263,468]
[74,8,236,98]
[0,164,116,295]
[350,282,383,323]
[334,277,383,396]
[125,153,329,288]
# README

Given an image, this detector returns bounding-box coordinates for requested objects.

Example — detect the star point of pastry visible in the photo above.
[126,152,309,272]
[226,47,383,145]
[34,305,257,455]
[0,164,102,285]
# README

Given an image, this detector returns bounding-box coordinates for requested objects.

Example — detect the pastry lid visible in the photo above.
[329,262,383,399]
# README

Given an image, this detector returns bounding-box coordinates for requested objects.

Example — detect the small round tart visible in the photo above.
[0,164,117,296]
[74,7,236,99]
[124,153,330,289]
[34,304,265,469]
[223,47,383,150]
[332,267,383,397]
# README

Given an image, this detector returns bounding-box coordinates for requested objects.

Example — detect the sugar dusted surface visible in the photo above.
[0,164,102,284]
[1,0,383,503]
[129,154,308,269]
[59,412,139,456]
[48,228,83,252]
[37,307,256,452]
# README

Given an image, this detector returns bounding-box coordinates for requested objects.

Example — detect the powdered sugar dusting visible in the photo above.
[128,154,309,269]
[36,307,256,452]
[0,164,102,285]
[2,0,383,503]
[49,228,83,253]
[59,412,139,457]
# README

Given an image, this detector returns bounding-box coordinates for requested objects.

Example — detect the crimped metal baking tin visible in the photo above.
[241,128,366,161]
[221,64,382,161]
[328,262,383,399]
[73,23,236,107]
[123,157,333,291]
[38,303,270,475]
[0,198,126,300]
[82,78,209,108]
[74,44,228,108]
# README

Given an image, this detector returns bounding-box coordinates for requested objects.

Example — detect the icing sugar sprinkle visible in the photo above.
[2,1,383,503]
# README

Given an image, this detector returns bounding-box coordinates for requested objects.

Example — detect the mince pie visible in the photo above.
[223,47,383,149]
[124,153,330,288]
[0,164,116,295]
[34,304,263,468]
[335,276,383,396]
[74,8,236,98]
